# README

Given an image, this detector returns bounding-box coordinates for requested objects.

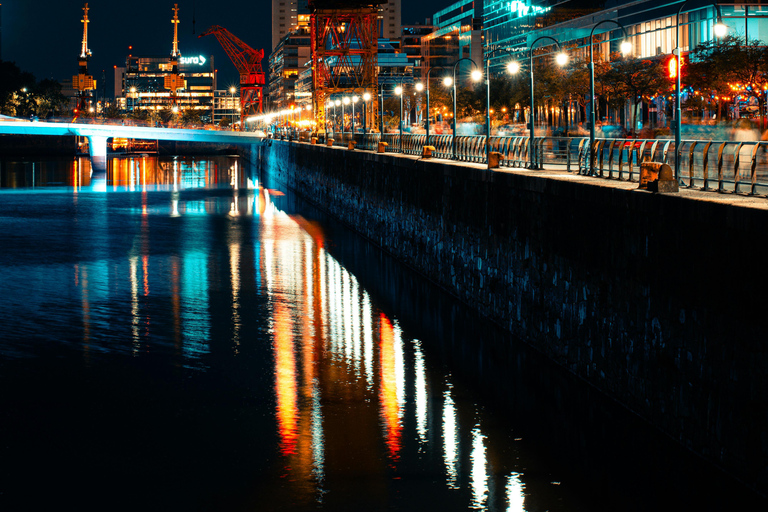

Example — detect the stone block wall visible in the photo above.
[259,139,768,494]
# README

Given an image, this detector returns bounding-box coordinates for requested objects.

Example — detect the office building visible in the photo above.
[272,0,311,50]
[118,54,216,121]
[268,27,312,110]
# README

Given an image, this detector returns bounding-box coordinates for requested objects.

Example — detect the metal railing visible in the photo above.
[303,133,768,197]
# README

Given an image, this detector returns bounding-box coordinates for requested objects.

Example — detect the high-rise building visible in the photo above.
[272,0,311,51]
[118,54,216,121]
[400,20,434,79]
[379,0,402,39]
[268,27,312,110]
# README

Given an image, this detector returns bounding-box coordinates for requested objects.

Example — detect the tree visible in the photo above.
[0,60,36,116]
[601,55,671,133]
[33,79,68,119]
[688,35,768,129]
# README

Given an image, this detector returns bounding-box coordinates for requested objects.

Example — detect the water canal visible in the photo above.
[0,154,762,511]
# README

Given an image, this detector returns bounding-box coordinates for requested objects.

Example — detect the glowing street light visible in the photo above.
[484,47,521,166]
[526,36,567,169]
[588,20,632,175]
[451,58,482,160]
[674,1,727,179]
[395,84,404,151]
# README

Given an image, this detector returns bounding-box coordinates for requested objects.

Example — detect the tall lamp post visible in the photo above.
[334,99,341,138]
[352,95,359,137]
[229,86,237,128]
[419,66,450,145]
[395,83,404,152]
[379,83,385,134]
[484,48,521,165]
[342,97,350,140]
[451,58,483,160]
[674,1,727,179]
[589,21,632,175]
[527,36,568,169]
[363,92,372,132]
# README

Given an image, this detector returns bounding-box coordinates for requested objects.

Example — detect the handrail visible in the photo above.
[294,132,768,197]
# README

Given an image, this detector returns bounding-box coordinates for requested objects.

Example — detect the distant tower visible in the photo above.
[73,3,96,115]
[164,4,186,106]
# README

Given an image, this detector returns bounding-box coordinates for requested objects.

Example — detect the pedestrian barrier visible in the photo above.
[294,132,768,197]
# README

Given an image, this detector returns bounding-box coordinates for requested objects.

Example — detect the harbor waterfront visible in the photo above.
[1,153,764,510]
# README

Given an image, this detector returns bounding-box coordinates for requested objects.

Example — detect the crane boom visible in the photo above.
[200,25,265,129]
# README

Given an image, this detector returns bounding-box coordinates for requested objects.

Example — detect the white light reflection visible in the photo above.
[351,276,361,377]
[129,255,140,353]
[506,472,526,512]
[362,292,373,388]
[311,381,325,484]
[229,242,241,351]
[443,385,460,489]
[470,426,489,510]
[414,339,428,445]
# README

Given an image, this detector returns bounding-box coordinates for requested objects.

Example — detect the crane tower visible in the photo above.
[199,26,265,129]
[310,0,383,135]
[73,3,96,114]
[164,4,186,103]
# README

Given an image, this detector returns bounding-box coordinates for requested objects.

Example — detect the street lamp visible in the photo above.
[363,92,372,132]
[674,1,727,179]
[451,58,483,160]
[484,48,521,165]
[334,99,341,138]
[342,96,350,140]
[351,95,359,138]
[229,86,237,128]
[418,66,449,145]
[395,84,404,152]
[527,36,568,169]
[588,21,632,175]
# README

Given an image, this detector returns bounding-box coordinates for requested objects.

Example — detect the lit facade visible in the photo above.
[120,55,216,121]
[272,0,311,51]
[213,90,242,126]
[401,21,434,79]
[268,28,312,110]
[423,0,483,74]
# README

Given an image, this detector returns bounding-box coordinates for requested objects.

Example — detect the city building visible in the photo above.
[213,90,242,126]
[268,27,312,110]
[400,20,434,79]
[379,0,402,39]
[272,0,311,51]
[422,0,483,75]
[117,54,216,121]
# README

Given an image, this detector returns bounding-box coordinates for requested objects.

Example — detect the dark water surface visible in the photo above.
[0,155,763,511]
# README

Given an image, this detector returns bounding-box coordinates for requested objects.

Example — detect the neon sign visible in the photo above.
[180,55,207,66]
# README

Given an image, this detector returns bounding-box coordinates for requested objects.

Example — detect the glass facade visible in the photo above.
[121,55,215,121]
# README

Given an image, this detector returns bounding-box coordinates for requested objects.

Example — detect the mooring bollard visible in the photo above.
[378,141,388,153]
[422,145,435,159]
[639,162,678,193]
[326,138,334,147]
[488,151,503,169]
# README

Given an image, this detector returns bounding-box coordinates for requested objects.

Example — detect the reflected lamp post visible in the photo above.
[527,36,568,169]
[484,48,520,165]
[451,58,483,160]
[589,21,632,175]
[674,1,727,179]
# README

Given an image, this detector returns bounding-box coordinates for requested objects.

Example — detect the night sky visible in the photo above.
[0,0,439,97]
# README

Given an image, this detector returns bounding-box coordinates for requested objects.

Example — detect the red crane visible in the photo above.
[199,25,265,130]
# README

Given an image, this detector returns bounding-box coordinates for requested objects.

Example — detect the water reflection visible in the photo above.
[2,155,760,511]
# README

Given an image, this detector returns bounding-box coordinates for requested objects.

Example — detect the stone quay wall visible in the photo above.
[258,139,768,494]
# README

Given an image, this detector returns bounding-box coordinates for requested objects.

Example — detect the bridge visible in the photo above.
[0,120,264,171]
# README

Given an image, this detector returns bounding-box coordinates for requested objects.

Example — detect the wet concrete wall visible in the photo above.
[259,139,768,495]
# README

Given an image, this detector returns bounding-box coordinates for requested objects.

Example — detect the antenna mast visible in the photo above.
[80,3,91,59]
[171,3,180,58]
